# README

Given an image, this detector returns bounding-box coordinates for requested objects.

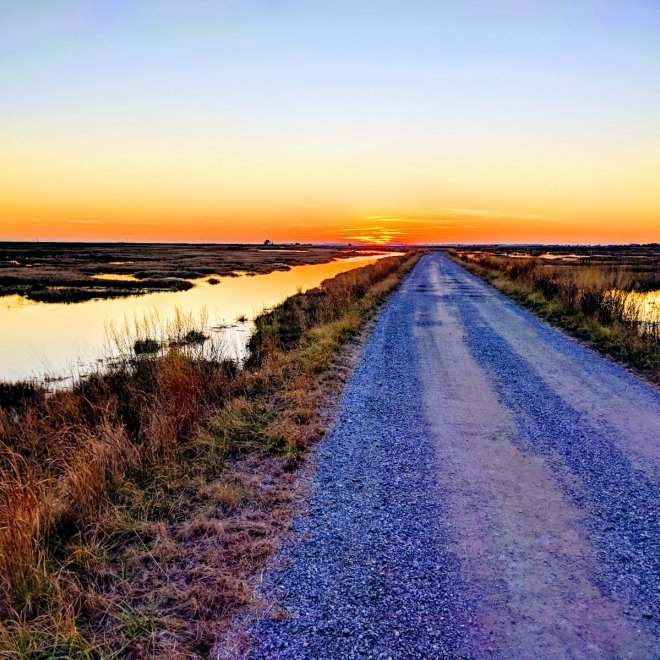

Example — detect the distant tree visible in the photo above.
[263,239,272,246]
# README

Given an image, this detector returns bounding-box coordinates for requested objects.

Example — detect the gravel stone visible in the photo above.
[247,253,659,659]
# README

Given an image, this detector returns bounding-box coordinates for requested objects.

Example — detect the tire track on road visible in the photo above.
[246,253,659,659]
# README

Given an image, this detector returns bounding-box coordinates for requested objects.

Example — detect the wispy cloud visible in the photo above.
[362,216,433,224]
[361,216,456,227]
[361,208,565,224]
[441,208,564,223]
[344,206,565,244]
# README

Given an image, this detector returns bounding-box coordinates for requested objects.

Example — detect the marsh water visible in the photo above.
[617,289,660,335]
[0,253,400,384]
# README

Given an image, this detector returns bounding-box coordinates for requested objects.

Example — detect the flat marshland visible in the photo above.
[0,243,401,383]
[0,242,388,303]
[449,245,660,381]
[0,251,422,657]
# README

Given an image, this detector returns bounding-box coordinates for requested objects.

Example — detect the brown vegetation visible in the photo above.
[0,242,393,303]
[448,248,660,381]
[0,251,422,657]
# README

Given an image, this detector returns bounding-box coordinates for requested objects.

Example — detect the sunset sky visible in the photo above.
[1,1,659,244]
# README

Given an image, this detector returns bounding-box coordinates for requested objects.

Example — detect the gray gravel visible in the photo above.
[456,270,660,620]
[247,253,659,659]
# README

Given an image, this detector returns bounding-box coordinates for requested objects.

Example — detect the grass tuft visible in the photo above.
[0,250,423,656]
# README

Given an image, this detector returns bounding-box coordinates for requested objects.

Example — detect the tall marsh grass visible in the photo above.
[0,332,235,604]
[451,251,659,378]
[0,251,422,656]
[248,253,410,362]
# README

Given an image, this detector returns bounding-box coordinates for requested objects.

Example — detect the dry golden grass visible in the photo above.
[0,250,423,657]
[449,250,659,380]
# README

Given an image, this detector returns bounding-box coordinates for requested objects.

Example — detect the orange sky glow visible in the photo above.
[1,2,658,245]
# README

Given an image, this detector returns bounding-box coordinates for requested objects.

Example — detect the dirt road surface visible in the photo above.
[247,253,659,659]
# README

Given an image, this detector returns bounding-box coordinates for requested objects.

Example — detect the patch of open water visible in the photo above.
[0,253,401,384]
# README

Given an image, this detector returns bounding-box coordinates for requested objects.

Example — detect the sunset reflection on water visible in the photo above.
[0,253,401,383]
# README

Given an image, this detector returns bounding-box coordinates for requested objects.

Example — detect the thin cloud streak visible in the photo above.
[443,208,565,223]
[362,209,566,224]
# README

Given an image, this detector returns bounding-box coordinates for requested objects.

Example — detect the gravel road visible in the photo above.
[247,253,659,659]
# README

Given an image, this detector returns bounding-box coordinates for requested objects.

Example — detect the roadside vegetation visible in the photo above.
[448,249,660,382]
[0,251,422,657]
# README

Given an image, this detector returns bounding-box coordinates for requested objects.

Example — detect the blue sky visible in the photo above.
[1,1,659,242]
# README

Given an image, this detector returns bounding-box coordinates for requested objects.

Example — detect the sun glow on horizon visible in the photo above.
[1,2,658,245]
